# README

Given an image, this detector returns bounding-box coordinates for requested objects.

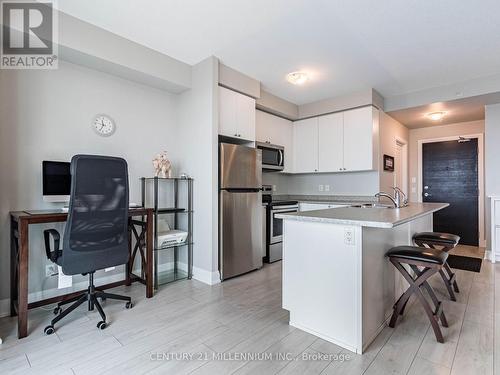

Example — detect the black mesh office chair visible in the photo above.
[43,155,132,335]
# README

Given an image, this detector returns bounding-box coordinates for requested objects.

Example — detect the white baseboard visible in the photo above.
[484,249,498,263]
[192,266,220,285]
[0,299,10,319]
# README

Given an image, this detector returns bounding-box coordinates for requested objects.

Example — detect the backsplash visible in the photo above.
[262,171,380,197]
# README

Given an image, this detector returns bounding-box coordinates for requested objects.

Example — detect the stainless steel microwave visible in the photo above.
[256,142,284,171]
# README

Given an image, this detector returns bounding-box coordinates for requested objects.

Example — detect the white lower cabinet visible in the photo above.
[490,196,500,263]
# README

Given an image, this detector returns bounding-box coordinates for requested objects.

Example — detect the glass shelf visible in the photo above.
[155,242,193,251]
[152,208,194,214]
[156,269,189,286]
[141,177,193,181]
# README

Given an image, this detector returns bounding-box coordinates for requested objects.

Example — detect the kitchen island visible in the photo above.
[277,202,449,354]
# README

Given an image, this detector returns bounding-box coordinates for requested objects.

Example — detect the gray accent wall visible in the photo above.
[0,61,180,304]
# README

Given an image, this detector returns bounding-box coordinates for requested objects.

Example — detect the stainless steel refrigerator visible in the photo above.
[219,143,263,280]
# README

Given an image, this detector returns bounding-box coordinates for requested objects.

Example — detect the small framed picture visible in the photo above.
[383,154,394,172]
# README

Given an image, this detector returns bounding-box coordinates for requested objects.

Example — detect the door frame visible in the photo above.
[417,133,485,247]
[394,136,408,196]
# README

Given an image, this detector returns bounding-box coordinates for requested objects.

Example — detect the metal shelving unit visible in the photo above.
[141,177,193,289]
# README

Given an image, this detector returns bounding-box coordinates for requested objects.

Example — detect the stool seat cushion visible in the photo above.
[386,245,448,265]
[413,232,460,246]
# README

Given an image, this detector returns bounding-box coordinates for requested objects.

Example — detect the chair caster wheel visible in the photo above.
[53,307,62,315]
[125,301,133,309]
[97,321,107,330]
[44,325,55,335]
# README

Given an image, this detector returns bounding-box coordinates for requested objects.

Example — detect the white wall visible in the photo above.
[379,112,409,194]
[176,57,220,285]
[485,104,500,249]
[0,61,179,303]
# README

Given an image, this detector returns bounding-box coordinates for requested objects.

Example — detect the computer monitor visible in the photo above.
[42,161,71,202]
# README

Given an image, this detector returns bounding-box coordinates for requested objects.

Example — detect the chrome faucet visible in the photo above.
[374,192,398,208]
[375,187,408,208]
[392,187,408,207]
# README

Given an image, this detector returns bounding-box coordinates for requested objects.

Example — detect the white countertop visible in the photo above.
[276,202,449,228]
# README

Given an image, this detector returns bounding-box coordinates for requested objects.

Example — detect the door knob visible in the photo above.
[424,192,431,197]
[424,186,429,190]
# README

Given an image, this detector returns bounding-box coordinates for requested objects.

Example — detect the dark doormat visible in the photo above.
[447,254,482,273]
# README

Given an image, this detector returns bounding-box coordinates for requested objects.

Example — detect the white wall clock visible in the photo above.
[92,114,116,137]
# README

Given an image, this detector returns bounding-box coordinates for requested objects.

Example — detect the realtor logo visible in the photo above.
[1,0,58,69]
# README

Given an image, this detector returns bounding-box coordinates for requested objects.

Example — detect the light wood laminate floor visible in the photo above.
[0,252,496,375]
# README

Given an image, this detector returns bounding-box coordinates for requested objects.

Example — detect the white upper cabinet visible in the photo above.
[256,110,294,173]
[293,117,319,173]
[218,86,256,141]
[318,113,344,172]
[343,107,379,172]
[292,106,379,174]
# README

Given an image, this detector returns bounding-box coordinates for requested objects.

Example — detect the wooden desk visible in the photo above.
[9,208,154,339]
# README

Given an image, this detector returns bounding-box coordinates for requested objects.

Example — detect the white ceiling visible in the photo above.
[388,92,500,129]
[58,0,500,105]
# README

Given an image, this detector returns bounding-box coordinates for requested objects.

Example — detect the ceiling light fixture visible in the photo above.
[286,71,309,85]
[427,111,446,121]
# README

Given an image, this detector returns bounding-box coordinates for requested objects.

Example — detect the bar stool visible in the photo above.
[413,232,460,301]
[387,245,449,343]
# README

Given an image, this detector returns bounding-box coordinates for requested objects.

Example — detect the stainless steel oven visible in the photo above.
[256,142,284,171]
[268,203,298,262]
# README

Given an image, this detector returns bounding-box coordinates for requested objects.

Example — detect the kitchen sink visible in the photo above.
[350,203,393,209]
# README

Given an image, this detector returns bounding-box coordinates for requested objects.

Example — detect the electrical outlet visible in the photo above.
[272,185,277,192]
[344,228,355,245]
[318,184,324,192]
[325,185,330,192]
[45,264,57,277]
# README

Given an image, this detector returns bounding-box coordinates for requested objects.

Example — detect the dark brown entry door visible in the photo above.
[422,139,479,246]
